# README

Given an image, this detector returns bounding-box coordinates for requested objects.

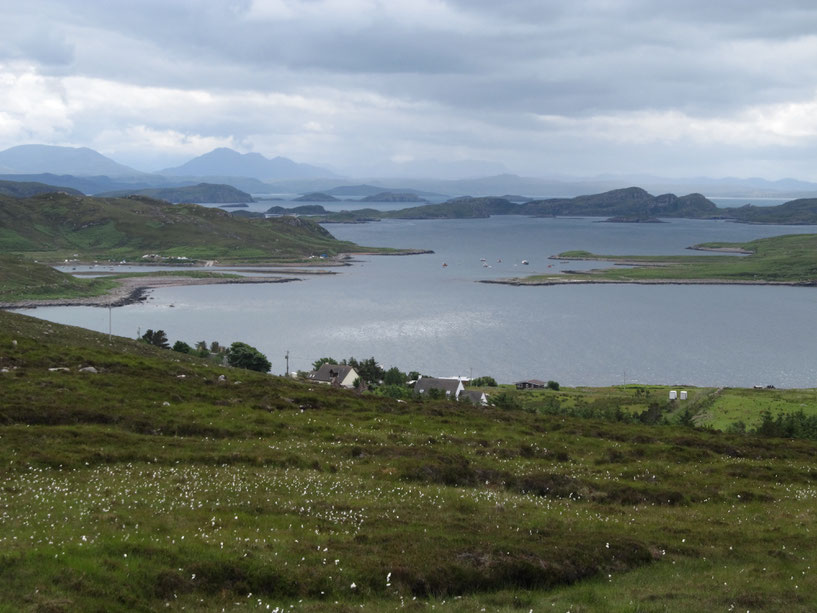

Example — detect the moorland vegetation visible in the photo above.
[1,310,816,611]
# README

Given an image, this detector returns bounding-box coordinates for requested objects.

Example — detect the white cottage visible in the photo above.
[308,363,360,388]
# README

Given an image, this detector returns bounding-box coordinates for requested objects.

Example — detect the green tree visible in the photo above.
[546,380,560,390]
[383,366,407,386]
[172,340,192,354]
[141,329,169,349]
[470,376,497,387]
[312,357,338,371]
[348,356,384,385]
[227,342,271,373]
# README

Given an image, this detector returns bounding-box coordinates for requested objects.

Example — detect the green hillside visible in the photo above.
[0,179,83,198]
[509,233,817,285]
[95,182,254,204]
[726,198,817,224]
[1,309,817,611]
[0,192,383,262]
[0,254,116,301]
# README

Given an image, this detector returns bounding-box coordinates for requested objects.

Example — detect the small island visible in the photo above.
[294,192,340,202]
[603,216,664,223]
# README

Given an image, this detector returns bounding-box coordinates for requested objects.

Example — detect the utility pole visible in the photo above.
[285,350,290,377]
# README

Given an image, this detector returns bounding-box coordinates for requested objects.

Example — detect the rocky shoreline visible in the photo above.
[1,275,299,309]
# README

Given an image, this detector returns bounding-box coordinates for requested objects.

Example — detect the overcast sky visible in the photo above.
[2,0,817,179]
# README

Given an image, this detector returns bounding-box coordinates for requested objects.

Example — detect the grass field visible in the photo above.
[1,310,817,611]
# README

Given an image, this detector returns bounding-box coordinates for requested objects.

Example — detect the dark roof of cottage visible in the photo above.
[459,390,486,404]
[309,363,356,383]
[516,379,547,386]
[415,377,462,395]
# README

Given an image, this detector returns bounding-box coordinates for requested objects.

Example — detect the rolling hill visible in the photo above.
[95,183,254,204]
[0,192,369,262]
[0,179,83,198]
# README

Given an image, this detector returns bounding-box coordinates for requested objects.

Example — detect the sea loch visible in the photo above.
[19,216,817,387]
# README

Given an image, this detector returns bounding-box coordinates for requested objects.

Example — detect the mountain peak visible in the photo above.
[0,144,143,177]
[159,148,337,180]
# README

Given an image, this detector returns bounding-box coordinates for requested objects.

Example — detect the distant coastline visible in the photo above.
[479,277,813,287]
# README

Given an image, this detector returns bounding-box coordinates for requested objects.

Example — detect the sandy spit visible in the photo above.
[1,275,299,309]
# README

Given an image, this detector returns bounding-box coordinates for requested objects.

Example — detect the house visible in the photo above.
[414,376,465,399]
[308,363,360,388]
[459,390,489,406]
[515,379,546,390]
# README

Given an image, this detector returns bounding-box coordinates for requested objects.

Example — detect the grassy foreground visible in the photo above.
[509,233,817,285]
[1,310,817,611]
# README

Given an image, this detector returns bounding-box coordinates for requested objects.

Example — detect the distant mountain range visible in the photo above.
[3,143,817,201]
[158,147,337,180]
[0,145,144,177]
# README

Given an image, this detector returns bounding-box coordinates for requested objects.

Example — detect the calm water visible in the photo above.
[19,217,817,387]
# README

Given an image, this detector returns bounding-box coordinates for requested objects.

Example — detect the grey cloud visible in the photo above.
[6,0,817,179]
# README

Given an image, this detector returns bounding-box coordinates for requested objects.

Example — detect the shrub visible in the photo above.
[227,342,271,373]
[172,340,192,354]
[470,376,497,387]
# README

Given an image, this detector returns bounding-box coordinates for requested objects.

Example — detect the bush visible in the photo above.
[470,376,497,387]
[546,380,560,390]
[492,391,521,411]
[172,340,192,354]
[227,342,271,373]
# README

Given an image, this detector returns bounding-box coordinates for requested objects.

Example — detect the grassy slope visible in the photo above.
[0,254,117,301]
[517,233,817,284]
[0,192,388,263]
[1,310,817,612]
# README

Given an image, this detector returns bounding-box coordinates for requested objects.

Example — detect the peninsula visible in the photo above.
[485,233,817,286]
[0,189,422,304]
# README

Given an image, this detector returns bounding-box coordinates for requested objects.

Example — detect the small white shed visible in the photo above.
[669,390,678,400]
[679,390,688,400]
